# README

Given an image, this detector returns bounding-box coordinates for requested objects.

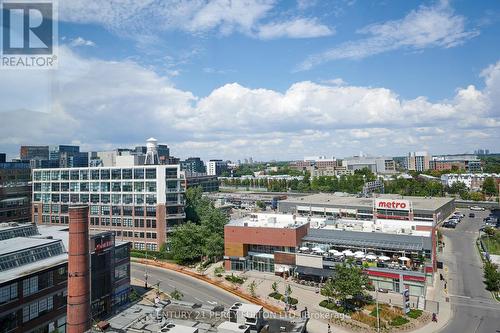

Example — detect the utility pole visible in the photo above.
[375,281,380,333]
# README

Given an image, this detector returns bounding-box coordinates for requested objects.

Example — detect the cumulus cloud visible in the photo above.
[59,0,332,40]
[297,2,479,70]
[0,47,499,160]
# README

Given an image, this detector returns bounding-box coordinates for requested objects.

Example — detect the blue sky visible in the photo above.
[1,0,500,161]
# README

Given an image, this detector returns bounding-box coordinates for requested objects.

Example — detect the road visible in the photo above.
[439,208,500,333]
[131,262,242,307]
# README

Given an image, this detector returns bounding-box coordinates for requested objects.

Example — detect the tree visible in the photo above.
[482,177,498,197]
[214,265,225,277]
[330,264,369,307]
[484,262,500,292]
[169,222,205,264]
[284,284,293,304]
[469,191,484,201]
[256,200,266,210]
[203,233,224,262]
[321,278,336,304]
[248,280,258,297]
[271,281,279,294]
[170,289,184,300]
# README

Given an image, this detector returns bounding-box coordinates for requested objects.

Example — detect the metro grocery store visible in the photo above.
[224,194,454,297]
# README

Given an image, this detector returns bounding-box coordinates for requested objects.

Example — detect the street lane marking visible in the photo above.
[449,294,471,299]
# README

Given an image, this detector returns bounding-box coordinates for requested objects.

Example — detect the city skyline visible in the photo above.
[1,0,500,160]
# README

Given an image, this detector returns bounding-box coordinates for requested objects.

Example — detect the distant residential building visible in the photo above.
[291,156,339,171]
[180,157,206,174]
[440,173,500,190]
[20,145,49,161]
[406,152,430,172]
[0,160,31,223]
[475,149,490,155]
[184,172,219,192]
[310,166,354,178]
[342,156,396,174]
[50,145,88,168]
[207,159,228,176]
[430,154,482,172]
[0,153,6,163]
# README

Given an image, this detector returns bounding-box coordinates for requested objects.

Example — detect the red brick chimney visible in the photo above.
[67,206,91,333]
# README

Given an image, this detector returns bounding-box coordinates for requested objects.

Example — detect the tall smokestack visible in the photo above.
[67,206,91,333]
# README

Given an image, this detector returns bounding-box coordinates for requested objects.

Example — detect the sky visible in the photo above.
[1,0,500,161]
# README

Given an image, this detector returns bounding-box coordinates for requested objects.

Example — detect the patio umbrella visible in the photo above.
[399,256,410,261]
[354,251,365,256]
[299,247,309,251]
[354,252,365,259]
[333,252,344,257]
[311,247,322,252]
[315,249,325,254]
[378,255,391,261]
[328,249,337,254]
[365,254,377,260]
[343,250,354,257]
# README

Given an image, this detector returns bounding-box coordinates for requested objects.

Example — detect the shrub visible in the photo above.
[390,316,409,326]
[225,274,245,284]
[351,311,378,327]
[407,309,423,319]
[319,300,351,314]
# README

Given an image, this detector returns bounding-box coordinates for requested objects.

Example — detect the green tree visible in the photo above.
[321,278,336,303]
[469,191,484,201]
[203,233,224,262]
[285,284,293,304]
[170,289,184,300]
[482,177,498,197]
[256,200,266,210]
[248,280,258,297]
[169,222,205,264]
[484,262,500,292]
[330,264,369,307]
[271,281,279,294]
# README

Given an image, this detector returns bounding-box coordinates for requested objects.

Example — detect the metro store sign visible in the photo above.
[374,199,411,211]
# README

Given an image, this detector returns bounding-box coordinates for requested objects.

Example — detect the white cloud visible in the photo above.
[257,18,334,39]
[0,47,499,160]
[320,78,346,86]
[69,37,96,47]
[297,2,479,70]
[59,0,332,41]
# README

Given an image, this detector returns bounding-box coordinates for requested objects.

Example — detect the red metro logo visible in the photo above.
[375,199,411,211]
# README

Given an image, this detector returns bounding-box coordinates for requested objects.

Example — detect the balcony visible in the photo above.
[166,213,186,219]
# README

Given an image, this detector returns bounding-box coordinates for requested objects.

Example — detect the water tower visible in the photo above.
[145,137,159,165]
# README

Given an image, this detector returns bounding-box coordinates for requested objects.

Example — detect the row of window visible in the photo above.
[133,242,158,251]
[0,243,64,272]
[22,295,54,323]
[89,217,157,228]
[35,193,160,205]
[34,181,160,193]
[34,168,159,181]
[119,230,157,239]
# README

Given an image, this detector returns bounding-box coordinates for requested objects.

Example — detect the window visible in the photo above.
[101,182,110,192]
[61,182,69,191]
[146,168,156,179]
[80,170,89,180]
[90,182,99,192]
[105,195,119,208]
[122,169,132,179]
[146,243,157,251]
[80,182,89,191]
[23,276,38,297]
[61,193,69,203]
[70,182,79,192]
[101,194,110,204]
[134,168,144,179]
[135,194,144,205]
[51,182,60,191]
[123,194,133,205]
[134,182,144,192]
[100,169,110,180]
[112,182,121,192]
[134,206,144,216]
[0,283,17,304]
[114,264,129,280]
[112,217,122,227]
[91,170,100,180]
[122,182,133,192]
[81,193,89,203]
[145,181,156,192]
[134,219,144,228]
[112,169,121,180]
[146,207,156,217]
[90,205,99,215]
[146,219,157,228]
[91,194,99,203]
[101,205,110,215]
[70,170,79,180]
[146,194,157,205]
[34,182,42,192]
[112,206,121,216]
[123,218,133,227]
[123,206,133,216]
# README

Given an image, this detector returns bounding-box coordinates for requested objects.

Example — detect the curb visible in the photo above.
[132,258,284,313]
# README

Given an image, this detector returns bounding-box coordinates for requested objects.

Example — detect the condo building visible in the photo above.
[31,165,185,251]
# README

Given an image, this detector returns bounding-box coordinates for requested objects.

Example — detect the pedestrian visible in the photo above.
[432,313,438,322]
[328,323,331,333]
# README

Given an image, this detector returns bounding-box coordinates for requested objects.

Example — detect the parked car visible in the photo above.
[454,212,465,218]
[470,206,485,211]
[469,212,475,218]
[443,221,457,228]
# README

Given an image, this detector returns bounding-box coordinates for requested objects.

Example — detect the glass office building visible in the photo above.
[32,165,185,251]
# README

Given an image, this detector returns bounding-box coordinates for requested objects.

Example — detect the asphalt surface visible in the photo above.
[131,262,242,308]
[439,208,500,333]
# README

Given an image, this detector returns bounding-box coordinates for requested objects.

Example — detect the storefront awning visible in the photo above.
[295,266,335,278]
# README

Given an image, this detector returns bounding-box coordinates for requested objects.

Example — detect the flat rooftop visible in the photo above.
[228,213,312,228]
[303,228,432,252]
[280,193,454,211]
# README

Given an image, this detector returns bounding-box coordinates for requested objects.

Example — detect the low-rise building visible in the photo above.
[440,173,500,190]
[184,173,219,192]
[0,160,31,223]
[0,222,131,333]
[341,156,396,174]
[430,154,482,172]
